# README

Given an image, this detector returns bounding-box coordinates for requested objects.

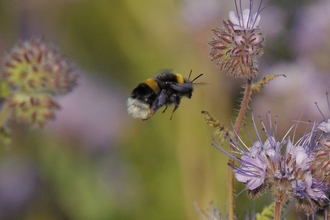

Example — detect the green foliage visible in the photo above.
[37,142,115,220]
[201,110,231,146]
[252,74,286,93]
[0,80,10,98]
[0,126,10,146]
[256,202,275,220]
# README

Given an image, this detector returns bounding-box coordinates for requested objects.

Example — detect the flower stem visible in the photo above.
[274,201,281,220]
[228,78,252,220]
[0,104,10,128]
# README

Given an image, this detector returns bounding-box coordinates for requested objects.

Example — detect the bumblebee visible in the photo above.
[127,70,203,120]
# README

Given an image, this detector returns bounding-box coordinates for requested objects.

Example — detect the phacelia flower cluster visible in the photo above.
[1,38,78,127]
[311,95,330,187]
[208,0,264,78]
[215,113,329,215]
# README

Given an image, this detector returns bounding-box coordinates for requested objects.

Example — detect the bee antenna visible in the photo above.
[191,73,203,83]
[188,69,193,80]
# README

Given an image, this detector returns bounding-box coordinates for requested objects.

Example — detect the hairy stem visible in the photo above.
[274,201,281,220]
[228,78,252,220]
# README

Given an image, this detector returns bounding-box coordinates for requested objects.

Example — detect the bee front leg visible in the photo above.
[162,106,168,113]
[169,105,179,120]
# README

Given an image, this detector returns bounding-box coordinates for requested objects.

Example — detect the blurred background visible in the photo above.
[0,0,329,219]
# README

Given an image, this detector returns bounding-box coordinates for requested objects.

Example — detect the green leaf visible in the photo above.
[252,74,286,93]
[201,110,230,146]
[256,202,275,220]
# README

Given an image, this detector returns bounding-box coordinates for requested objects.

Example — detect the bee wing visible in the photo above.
[171,83,206,92]
[170,83,193,92]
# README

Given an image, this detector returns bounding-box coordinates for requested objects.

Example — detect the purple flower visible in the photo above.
[229,0,262,31]
[215,113,328,214]
[318,119,330,133]
[235,141,267,190]
[315,92,330,133]
[311,93,330,188]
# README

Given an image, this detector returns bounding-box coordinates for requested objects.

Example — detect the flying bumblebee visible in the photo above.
[127,70,203,120]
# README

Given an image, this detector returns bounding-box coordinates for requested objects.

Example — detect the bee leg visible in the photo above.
[162,106,168,113]
[142,111,156,121]
[142,103,158,121]
[169,104,179,120]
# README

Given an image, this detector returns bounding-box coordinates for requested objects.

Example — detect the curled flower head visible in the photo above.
[305,92,330,200]
[311,92,330,183]
[1,38,78,127]
[214,113,328,214]
[208,0,264,78]
[311,133,330,186]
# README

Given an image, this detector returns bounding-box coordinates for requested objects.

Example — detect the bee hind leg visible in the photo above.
[142,111,156,121]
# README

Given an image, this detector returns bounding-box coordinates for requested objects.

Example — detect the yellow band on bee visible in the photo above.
[175,74,184,84]
[144,78,160,94]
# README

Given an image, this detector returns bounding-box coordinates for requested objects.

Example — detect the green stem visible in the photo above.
[228,78,252,220]
[0,104,10,128]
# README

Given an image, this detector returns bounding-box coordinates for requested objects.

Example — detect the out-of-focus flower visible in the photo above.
[208,0,264,78]
[180,0,222,30]
[294,1,330,72]
[46,74,128,151]
[0,157,39,218]
[196,201,261,219]
[198,202,224,220]
[1,38,78,127]
[252,60,329,123]
[7,93,60,127]
[214,113,328,215]
[2,38,77,95]
[195,201,256,220]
